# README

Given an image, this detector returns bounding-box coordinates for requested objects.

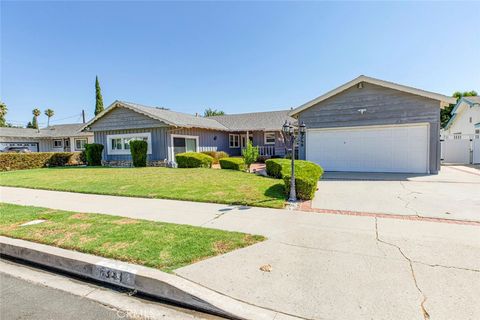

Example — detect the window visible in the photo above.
[229,134,240,148]
[64,139,70,148]
[172,135,198,158]
[75,139,87,150]
[470,117,473,123]
[106,132,152,155]
[264,132,276,145]
[53,139,62,148]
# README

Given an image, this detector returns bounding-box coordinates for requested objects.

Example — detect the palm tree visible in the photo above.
[44,109,54,127]
[32,108,41,129]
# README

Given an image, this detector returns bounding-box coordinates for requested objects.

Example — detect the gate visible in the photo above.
[474,138,480,164]
[441,134,478,164]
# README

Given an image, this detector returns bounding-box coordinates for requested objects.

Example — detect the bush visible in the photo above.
[129,140,148,167]
[176,152,213,168]
[265,159,323,179]
[0,152,84,171]
[283,175,318,200]
[256,155,270,163]
[201,151,229,164]
[242,141,259,172]
[219,158,246,171]
[85,143,104,166]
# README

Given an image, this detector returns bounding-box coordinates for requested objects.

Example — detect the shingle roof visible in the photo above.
[463,96,480,105]
[209,110,296,131]
[0,123,91,138]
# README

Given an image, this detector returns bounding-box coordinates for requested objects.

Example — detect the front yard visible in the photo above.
[0,203,264,272]
[0,167,285,208]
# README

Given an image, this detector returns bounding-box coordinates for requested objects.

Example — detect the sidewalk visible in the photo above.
[1,186,479,319]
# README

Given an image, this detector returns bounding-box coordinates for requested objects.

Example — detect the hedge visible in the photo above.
[130,140,148,167]
[283,174,318,200]
[219,158,246,171]
[0,152,84,171]
[200,151,229,164]
[176,152,213,168]
[265,159,323,179]
[85,143,104,166]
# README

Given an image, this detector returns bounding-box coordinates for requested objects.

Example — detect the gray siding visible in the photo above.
[166,128,229,160]
[90,106,168,131]
[94,128,168,161]
[297,83,441,173]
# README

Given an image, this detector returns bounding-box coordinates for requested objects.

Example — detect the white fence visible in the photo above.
[441,134,480,164]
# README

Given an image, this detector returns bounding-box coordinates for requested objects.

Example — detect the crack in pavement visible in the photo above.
[200,210,230,227]
[412,261,480,273]
[397,182,424,218]
[375,218,430,320]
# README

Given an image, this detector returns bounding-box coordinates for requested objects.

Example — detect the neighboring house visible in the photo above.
[289,75,456,174]
[82,101,294,166]
[443,96,480,137]
[0,124,94,152]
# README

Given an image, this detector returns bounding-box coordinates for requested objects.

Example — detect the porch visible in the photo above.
[229,130,285,157]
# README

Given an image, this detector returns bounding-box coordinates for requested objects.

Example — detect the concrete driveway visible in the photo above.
[313,165,480,222]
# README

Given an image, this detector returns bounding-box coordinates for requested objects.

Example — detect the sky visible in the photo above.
[1,1,479,127]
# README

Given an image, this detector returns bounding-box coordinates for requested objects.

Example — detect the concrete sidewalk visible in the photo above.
[1,187,479,319]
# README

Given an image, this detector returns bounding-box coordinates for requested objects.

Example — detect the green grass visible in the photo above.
[0,167,286,208]
[0,203,265,272]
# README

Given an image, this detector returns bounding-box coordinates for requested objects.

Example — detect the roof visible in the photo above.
[289,75,457,116]
[0,123,91,138]
[209,110,295,131]
[462,96,480,105]
[445,96,480,129]
[84,101,292,132]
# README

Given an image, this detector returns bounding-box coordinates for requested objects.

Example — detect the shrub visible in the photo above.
[0,152,84,171]
[176,152,213,168]
[219,158,246,171]
[129,140,148,167]
[265,159,323,179]
[85,143,104,166]
[242,141,259,172]
[256,155,270,163]
[283,175,318,200]
[201,151,229,164]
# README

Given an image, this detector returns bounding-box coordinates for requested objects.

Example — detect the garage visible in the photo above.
[306,124,429,173]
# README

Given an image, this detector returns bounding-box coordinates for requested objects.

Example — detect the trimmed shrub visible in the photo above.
[0,152,84,171]
[201,151,229,164]
[242,141,259,172]
[129,140,148,167]
[219,158,246,171]
[265,159,323,179]
[283,174,318,200]
[176,152,213,168]
[85,143,104,166]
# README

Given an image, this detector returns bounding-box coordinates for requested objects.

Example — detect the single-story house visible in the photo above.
[289,75,456,174]
[443,96,480,137]
[82,101,294,166]
[0,124,94,152]
[82,75,455,173]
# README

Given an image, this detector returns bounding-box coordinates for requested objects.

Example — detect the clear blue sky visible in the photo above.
[1,1,479,127]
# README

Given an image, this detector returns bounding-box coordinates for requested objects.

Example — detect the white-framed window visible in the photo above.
[171,134,199,160]
[106,132,152,155]
[75,139,87,150]
[229,134,240,148]
[53,139,63,148]
[264,132,276,145]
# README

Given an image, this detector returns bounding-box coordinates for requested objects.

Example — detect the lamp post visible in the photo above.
[282,120,306,203]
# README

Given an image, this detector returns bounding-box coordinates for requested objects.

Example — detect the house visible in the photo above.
[443,96,480,137]
[83,75,456,174]
[0,124,94,152]
[82,101,294,166]
[289,75,456,174]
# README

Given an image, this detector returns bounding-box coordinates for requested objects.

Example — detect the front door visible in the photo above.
[240,134,253,148]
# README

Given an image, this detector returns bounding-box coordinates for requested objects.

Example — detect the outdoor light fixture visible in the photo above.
[282,120,307,203]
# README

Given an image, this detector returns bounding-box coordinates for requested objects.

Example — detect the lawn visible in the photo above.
[0,203,264,272]
[0,167,285,208]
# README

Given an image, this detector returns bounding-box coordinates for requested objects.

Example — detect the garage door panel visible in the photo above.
[306,125,428,173]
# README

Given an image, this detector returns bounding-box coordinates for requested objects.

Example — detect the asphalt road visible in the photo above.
[0,272,133,320]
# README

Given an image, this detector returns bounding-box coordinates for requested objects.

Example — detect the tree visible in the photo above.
[0,101,7,127]
[95,76,104,116]
[242,140,259,172]
[26,121,34,128]
[204,108,225,117]
[44,109,54,127]
[32,108,41,129]
[441,90,478,128]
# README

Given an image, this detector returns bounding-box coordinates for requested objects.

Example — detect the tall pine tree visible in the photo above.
[95,76,104,116]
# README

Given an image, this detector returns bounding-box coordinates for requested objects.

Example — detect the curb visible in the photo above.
[0,236,298,320]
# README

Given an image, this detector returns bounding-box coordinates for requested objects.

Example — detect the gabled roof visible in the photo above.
[0,123,91,138]
[444,96,480,129]
[83,100,291,132]
[83,101,229,131]
[209,110,295,131]
[289,75,457,116]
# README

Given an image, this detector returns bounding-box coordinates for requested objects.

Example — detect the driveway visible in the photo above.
[313,165,480,222]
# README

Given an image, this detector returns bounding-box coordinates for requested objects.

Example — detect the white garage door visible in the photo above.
[306,124,429,173]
